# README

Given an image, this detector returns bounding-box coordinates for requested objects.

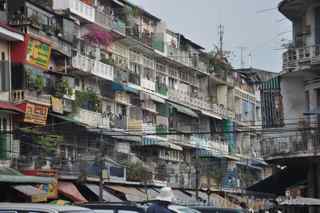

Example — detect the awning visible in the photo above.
[49,113,81,125]
[169,102,198,118]
[201,110,222,120]
[0,101,24,114]
[13,185,47,203]
[85,184,122,202]
[142,137,183,151]
[108,185,147,202]
[139,187,160,200]
[88,129,142,143]
[58,182,87,203]
[247,167,307,195]
[281,197,320,206]
[236,161,263,170]
[141,91,165,103]
[196,149,224,158]
[112,82,139,94]
[172,189,197,204]
[0,175,53,184]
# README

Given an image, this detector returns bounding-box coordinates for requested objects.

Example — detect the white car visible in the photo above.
[169,205,201,213]
[0,203,94,213]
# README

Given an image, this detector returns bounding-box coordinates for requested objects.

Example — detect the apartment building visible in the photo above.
[0,0,271,199]
[253,1,320,212]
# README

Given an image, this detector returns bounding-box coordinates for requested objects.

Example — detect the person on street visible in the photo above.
[147,187,175,213]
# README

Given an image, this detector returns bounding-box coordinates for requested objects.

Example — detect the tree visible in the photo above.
[122,160,152,183]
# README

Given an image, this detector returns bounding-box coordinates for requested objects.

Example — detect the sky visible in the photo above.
[129,0,292,72]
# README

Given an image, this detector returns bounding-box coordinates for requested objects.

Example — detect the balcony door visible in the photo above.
[315,7,320,45]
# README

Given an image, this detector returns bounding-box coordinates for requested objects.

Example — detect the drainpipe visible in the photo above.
[8,41,11,102]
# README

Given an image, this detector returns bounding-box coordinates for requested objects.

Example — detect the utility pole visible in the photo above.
[99,128,104,202]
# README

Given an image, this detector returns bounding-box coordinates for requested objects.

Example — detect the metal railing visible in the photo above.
[53,0,95,22]
[261,134,320,159]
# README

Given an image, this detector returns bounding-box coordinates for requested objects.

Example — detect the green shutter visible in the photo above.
[0,134,7,160]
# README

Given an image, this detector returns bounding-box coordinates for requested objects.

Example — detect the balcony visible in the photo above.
[156,82,168,97]
[95,11,126,36]
[208,137,229,154]
[261,133,320,161]
[12,90,51,106]
[166,44,209,74]
[72,54,114,81]
[74,108,109,128]
[114,92,130,105]
[141,78,156,91]
[111,116,127,130]
[168,89,227,118]
[53,0,95,22]
[282,46,320,73]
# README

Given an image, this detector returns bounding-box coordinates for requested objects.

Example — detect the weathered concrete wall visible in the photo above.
[280,76,305,126]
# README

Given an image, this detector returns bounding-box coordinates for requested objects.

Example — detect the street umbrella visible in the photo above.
[49,200,71,206]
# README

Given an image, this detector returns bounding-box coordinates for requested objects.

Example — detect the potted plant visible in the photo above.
[29,14,41,29]
[54,79,74,98]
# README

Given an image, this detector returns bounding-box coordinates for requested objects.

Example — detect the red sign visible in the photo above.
[17,103,48,125]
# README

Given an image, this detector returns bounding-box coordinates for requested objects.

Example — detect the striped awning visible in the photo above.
[169,102,198,118]
[142,137,183,151]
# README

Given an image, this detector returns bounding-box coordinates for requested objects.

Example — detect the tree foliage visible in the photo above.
[122,160,153,182]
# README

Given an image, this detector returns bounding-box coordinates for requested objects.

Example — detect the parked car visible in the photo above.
[169,205,201,213]
[79,202,146,213]
[192,206,247,213]
[0,203,94,213]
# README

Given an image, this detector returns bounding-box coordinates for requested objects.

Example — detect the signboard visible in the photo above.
[23,103,49,125]
[35,178,58,199]
[51,97,64,114]
[26,37,51,70]
[23,169,58,200]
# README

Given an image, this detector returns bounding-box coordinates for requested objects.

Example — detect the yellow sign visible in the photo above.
[51,97,64,114]
[27,38,51,70]
[31,193,47,203]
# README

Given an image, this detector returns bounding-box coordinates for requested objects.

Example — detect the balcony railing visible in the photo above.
[166,44,209,74]
[168,89,228,118]
[156,82,168,96]
[74,108,109,128]
[12,90,51,106]
[261,133,320,160]
[141,78,156,91]
[72,54,114,81]
[111,116,127,130]
[53,0,95,22]
[282,45,320,72]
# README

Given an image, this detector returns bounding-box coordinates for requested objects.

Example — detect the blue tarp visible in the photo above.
[112,82,139,94]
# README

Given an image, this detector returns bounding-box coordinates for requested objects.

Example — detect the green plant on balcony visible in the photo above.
[27,72,45,93]
[19,128,63,157]
[100,57,114,65]
[29,14,41,29]
[54,79,74,98]
[73,90,101,113]
[122,160,152,182]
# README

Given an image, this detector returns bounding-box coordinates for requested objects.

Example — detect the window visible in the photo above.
[1,52,5,60]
